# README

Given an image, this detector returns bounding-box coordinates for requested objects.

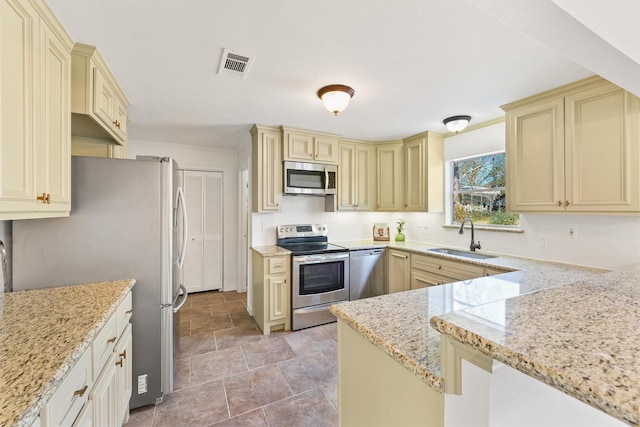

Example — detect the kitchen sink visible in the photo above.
[426,247,498,260]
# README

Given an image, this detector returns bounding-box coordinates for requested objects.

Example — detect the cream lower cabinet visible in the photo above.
[411,253,485,289]
[504,76,640,213]
[376,142,404,211]
[388,249,411,293]
[40,291,133,427]
[338,140,374,210]
[251,252,290,335]
[338,320,444,426]
[0,0,73,220]
[251,125,282,212]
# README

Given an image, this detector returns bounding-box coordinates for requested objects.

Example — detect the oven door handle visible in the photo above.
[293,253,349,263]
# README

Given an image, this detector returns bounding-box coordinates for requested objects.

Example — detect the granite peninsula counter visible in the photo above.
[0,279,135,427]
[431,266,640,425]
[328,241,610,425]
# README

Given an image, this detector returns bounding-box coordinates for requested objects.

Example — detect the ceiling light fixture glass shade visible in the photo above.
[443,115,472,133]
[317,84,355,116]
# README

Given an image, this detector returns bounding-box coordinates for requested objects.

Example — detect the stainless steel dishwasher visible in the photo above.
[349,248,387,300]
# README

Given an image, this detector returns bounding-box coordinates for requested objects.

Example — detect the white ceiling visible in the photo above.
[46,0,639,150]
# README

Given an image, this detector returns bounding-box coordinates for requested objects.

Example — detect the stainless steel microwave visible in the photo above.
[283,161,337,195]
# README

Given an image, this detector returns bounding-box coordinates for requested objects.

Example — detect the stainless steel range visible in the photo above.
[277,224,349,330]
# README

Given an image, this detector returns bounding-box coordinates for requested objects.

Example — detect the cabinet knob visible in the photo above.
[116,357,123,367]
[36,193,50,204]
[557,201,562,207]
[438,265,442,270]
[125,309,133,314]
[74,385,88,397]
[119,349,127,359]
[107,336,117,344]
[565,200,570,207]
[113,120,121,129]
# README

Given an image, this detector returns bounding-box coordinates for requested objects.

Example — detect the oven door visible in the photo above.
[292,252,350,309]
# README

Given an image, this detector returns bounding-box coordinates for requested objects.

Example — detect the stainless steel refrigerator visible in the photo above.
[12,155,188,409]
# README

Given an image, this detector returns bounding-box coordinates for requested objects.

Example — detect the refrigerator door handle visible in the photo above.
[176,187,188,269]
[172,284,189,313]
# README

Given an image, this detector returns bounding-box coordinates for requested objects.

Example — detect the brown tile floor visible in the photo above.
[124,291,338,427]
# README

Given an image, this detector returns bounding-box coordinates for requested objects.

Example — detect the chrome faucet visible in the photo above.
[459,218,481,252]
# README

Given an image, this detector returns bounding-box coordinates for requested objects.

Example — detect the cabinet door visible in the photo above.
[0,0,38,214]
[404,136,424,211]
[565,83,640,212]
[183,172,204,292]
[355,144,374,210]
[255,129,281,211]
[90,353,118,427]
[115,324,133,425]
[506,98,565,212]
[268,275,287,321]
[93,67,116,133]
[376,144,403,211]
[314,136,339,163]
[338,143,356,209]
[39,22,71,213]
[286,131,314,161]
[388,250,410,294]
[112,97,127,143]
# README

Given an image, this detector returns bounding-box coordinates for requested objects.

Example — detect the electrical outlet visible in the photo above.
[138,374,148,394]
[567,225,577,239]
[261,221,268,231]
[538,237,547,248]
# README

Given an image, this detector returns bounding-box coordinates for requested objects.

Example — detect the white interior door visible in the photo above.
[182,170,223,293]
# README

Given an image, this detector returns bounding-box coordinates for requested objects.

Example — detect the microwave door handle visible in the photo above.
[325,166,329,192]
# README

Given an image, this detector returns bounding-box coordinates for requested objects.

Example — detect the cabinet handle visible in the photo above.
[565,200,570,207]
[107,336,117,344]
[36,193,50,204]
[557,201,562,207]
[274,263,282,268]
[391,253,407,259]
[125,309,133,314]
[119,349,127,359]
[113,120,121,129]
[116,357,123,367]
[74,385,88,397]
[438,265,442,270]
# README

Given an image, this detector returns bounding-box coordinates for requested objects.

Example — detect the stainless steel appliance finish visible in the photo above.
[349,248,387,300]
[277,224,349,330]
[12,156,188,408]
[283,161,337,195]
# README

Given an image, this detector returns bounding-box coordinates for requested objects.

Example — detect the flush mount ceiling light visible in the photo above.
[317,84,355,116]
[443,115,472,133]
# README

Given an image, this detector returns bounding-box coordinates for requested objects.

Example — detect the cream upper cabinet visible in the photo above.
[376,142,404,211]
[338,140,374,211]
[281,126,339,164]
[0,0,73,220]
[251,125,282,212]
[504,77,640,213]
[70,43,130,153]
[403,131,444,212]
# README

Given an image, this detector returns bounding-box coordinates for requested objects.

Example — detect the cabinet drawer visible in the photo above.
[267,257,287,274]
[41,347,92,427]
[412,253,484,281]
[411,270,450,289]
[116,291,133,336]
[92,312,117,380]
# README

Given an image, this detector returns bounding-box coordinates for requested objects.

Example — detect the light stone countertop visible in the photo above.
[430,266,640,425]
[251,245,291,257]
[0,279,135,427]
[329,242,608,394]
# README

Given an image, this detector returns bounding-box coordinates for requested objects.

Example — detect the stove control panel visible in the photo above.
[277,224,328,239]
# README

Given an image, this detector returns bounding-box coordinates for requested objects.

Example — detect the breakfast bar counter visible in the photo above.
[0,279,135,427]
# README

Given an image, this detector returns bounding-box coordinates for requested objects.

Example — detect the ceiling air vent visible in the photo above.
[218,49,254,79]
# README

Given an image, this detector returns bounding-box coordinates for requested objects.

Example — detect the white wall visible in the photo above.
[128,139,241,291]
[250,122,640,270]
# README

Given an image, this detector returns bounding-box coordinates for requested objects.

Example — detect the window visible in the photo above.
[451,152,519,226]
